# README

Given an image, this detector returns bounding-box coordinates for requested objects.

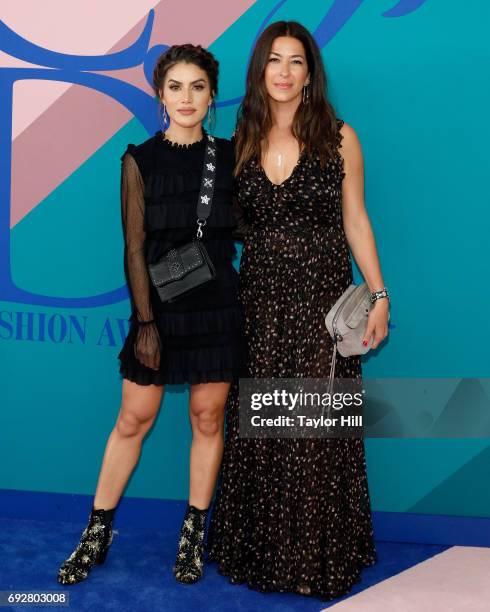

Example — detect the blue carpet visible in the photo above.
[0,517,448,611]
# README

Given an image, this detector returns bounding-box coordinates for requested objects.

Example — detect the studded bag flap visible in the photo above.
[149,244,204,286]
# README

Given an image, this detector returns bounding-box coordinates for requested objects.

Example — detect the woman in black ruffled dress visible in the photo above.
[57,44,243,586]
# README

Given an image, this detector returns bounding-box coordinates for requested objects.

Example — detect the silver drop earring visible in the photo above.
[207,102,214,135]
[158,102,167,132]
[302,85,309,104]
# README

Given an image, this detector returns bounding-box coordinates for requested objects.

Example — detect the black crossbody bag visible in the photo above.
[147,134,217,303]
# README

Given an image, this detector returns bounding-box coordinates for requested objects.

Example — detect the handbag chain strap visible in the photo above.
[196,134,217,239]
[322,342,338,424]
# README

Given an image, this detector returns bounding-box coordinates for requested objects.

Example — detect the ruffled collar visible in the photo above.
[156,128,207,150]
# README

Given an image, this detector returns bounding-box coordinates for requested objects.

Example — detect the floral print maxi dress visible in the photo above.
[206,119,377,601]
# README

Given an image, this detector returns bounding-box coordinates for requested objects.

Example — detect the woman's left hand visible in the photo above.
[362,298,390,350]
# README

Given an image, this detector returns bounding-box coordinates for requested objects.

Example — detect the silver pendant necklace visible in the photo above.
[266,145,284,168]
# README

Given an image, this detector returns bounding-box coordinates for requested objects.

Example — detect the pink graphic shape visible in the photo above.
[325,547,490,612]
[2,0,160,138]
[8,0,256,228]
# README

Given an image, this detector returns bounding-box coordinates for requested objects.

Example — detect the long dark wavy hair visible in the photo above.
[235,21,338,176]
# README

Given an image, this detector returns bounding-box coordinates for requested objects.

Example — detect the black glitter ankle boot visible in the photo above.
[57,506,116,585]
[173,504,208,584]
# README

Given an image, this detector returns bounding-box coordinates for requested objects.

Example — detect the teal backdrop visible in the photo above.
[1,1,489,519]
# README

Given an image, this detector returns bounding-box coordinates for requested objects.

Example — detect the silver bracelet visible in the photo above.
[370,287,389,303]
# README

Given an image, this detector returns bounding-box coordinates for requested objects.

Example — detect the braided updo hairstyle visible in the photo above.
[153,44,219,100]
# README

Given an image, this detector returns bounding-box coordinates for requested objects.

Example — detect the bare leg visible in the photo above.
[58,378,164,585]
[93,379,164,509]
[188,381,231,509]
[173,381,231,584]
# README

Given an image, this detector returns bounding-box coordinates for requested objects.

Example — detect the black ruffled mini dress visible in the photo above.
[117,130,244,386]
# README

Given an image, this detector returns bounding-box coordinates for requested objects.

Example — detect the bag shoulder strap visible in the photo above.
[196,135,217,237]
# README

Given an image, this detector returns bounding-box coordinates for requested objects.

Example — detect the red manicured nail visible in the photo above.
[362,340,368,346]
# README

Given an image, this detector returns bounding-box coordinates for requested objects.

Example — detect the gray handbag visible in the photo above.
[325,283,373,357]
[324,283,374,395]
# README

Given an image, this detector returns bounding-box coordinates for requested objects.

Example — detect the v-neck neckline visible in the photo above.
[258,148,305,187]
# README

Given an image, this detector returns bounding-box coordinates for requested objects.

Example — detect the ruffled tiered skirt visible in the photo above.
[118,238,245,386]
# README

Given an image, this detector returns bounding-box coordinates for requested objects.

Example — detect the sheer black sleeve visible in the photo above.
[121,152,161,371]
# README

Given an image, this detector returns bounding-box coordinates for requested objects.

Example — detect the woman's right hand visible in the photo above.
[134,322,161,370]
